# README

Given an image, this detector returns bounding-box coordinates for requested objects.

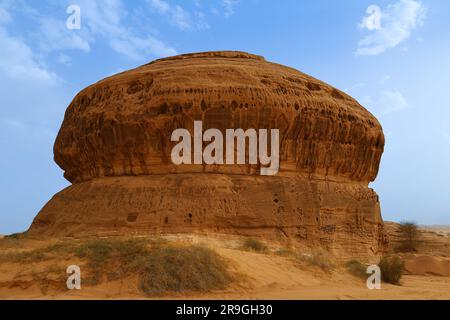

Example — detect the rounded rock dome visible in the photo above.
[54,51,384,183]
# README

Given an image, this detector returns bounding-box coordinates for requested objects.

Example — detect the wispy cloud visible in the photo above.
[194,11,210,30]
[380,90,409,114]
[110,35,177,60]
[356,0,426,56]
[33,0,177,60]
[380,75,391,85]
[222,0,239,18]
[0,5,11,24]
[0,11,59,84]
[149,0,192,30]
[148,0,210,30]
[57,53,72,66]
[38,17,91,52]
[0,5,65,146]
[358,90,409,117]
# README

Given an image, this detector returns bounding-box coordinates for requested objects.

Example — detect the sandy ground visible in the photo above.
[1,231,450,300]
[215,249,450,300]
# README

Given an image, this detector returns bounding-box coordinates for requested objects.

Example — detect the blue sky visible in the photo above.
[0,0,449,234]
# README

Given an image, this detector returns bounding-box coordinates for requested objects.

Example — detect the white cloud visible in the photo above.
[222,0,239,18]
[195,11,210,30]
[374,91,409,115]
[169,5,192,30]
[150,0,171,14]
[0,4,63,129]
[57,53,72,66]
[356,0,426,56]
[358,90,409,116]
[359,95,374,107]
[380,90,409,114]
[359,5,382,31]
[0,26,59,84]
[148,0,211,31]
[78,0,178,59]
[33,0,177,61]
[110,35,176,60]
[0,5,11,24]
[380,75,391,85]
[38,17,91,52]
[149,0,191,30]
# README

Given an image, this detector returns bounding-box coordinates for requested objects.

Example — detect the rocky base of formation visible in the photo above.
[29,173,388,262]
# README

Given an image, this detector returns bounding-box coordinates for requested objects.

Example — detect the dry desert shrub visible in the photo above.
[74,238,232,295]
[346,260,367,279]
[395,221,421,253]
[298,249,335,271]
[138,245,232,296]
[241,238,268,253]
[379,255,405,285]
[274,247,296,257]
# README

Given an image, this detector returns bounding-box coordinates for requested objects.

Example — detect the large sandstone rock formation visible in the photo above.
[28,51,388,260]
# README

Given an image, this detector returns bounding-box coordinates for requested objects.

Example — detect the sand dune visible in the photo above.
[404,255,450,277]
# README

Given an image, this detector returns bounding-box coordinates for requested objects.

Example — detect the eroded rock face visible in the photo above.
[28,51,388,261]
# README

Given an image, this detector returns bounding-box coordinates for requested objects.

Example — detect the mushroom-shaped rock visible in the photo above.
[28,51,388,261]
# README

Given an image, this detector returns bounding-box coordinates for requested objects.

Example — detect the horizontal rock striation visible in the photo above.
[28,51,388,261]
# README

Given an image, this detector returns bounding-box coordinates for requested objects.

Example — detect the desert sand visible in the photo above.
[1,223,449,300]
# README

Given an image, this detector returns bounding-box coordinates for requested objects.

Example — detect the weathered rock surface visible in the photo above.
[28,51,388,261]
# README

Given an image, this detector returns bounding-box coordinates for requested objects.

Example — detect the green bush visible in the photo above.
[242,238,268,253]
[379,255,405,285]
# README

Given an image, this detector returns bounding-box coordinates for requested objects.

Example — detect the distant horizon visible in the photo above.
[1,0,449,234]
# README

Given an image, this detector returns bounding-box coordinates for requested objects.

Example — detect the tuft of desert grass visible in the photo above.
[298,249,335,271]
[345,260,367,279]
[274,247,296,257]
[241,238,268,253]
[138,245,232,296]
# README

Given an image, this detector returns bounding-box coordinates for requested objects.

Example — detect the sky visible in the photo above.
[0,0,449,234]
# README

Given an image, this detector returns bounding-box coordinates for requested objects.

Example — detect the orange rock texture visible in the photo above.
[28,51,388,260]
